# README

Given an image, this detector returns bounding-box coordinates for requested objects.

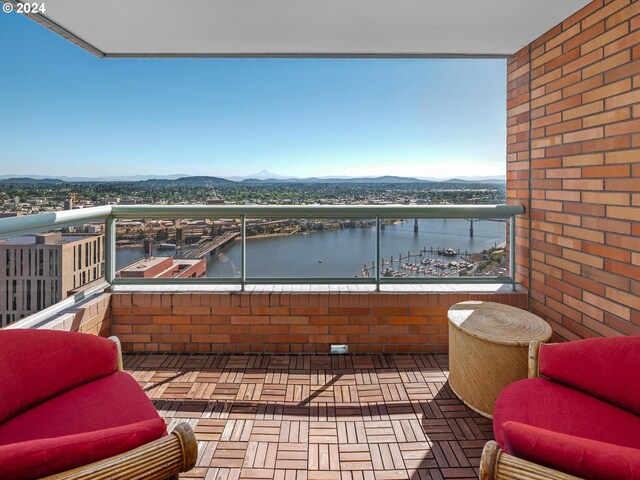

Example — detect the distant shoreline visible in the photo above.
[116,231,295,249]
[246,232,293,240]
[117,243,144,249]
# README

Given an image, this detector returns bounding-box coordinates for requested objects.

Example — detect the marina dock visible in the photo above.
[359,244,506,279]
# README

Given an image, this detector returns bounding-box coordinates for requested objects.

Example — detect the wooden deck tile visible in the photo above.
[210,442,248,468]
[339,444,372,471]
[250,420,281,442]
[213,384,242,400]
[125,353,492,479]
[279,420,309,443]
[337,421,367,444]
[203,468,241,480]
[276,443,308,469]
[309,443,339,470]
[221,419,254,442]
[243,442,278,469]
[195,419,226,441]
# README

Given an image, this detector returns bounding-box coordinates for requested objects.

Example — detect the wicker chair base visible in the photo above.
[480,437,583,479]
[42,422,197,480]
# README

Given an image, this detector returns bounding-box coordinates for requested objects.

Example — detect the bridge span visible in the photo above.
[176,231,239,259]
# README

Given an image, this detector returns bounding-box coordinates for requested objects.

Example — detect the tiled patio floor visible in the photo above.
[124,354,493,480]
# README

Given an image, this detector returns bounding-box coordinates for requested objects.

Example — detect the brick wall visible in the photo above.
[507,0,640,340]
[6,292,112,335]
[72,293,112,336]
[110,291,526,354]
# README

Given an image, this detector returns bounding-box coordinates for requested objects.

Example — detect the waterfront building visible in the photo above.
[0,232,105,326]
[117,256,206,279]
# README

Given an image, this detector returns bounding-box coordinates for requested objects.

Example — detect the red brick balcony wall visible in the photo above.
[507,0,640,340]
[75,293,112,336]
[110,291,527,354]
[23,292,112,336]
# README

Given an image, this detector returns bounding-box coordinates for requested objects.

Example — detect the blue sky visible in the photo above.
[0,13,506,179]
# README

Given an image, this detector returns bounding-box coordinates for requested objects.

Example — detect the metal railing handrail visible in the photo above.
[110,204,522,219]
[0,204,524,237]
[0,204,523,289]
[0,206,112,240]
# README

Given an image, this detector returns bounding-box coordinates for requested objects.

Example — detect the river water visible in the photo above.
[116,219,505,279]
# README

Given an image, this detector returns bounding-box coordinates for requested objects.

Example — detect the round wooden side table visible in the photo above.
[447,301,552,418]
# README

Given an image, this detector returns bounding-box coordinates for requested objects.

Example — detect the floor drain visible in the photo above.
[330,344,349,354]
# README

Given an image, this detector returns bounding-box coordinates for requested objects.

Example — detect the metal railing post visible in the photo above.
[375,216,381,291]
[240,215,246,290]
[509,213,516,291]
[104,216,116,285]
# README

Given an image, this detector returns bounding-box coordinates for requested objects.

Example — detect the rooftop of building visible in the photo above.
[123,256,175,272]
[119,256,204,278]
[0,232,102,246]
[122,256,202,270]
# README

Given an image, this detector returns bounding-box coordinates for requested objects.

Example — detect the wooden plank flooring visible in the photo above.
[124,354,493,480]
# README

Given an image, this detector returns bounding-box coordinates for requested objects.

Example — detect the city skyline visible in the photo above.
[1,13,507,179]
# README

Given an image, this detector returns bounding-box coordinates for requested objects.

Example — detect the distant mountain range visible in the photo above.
[0,174,189,183]
[0,172,505,185]
[223,170,505,183]
[0,177,68,184]
[224,170,292,182]
[242,175,431,184]
[142,176,236,186]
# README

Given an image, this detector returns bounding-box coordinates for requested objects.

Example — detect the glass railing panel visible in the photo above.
[245,218,376,280]
[377,217,507,280]
[115,217,242,280]
[0,205,522,289]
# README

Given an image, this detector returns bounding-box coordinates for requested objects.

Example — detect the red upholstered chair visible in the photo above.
[0,329,197,480]
[480,336,640,480]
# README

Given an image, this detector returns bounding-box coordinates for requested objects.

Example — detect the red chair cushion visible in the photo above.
[493,378,640,450]
[539,336,640,415]
[0,329,117,423]
[502,421,640,480]
[0,372,167,480]
[0,419,165,480]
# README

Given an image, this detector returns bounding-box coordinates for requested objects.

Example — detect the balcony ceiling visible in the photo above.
[14,0,590,58]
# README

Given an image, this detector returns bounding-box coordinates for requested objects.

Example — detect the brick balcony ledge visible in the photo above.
[17,285,527,354]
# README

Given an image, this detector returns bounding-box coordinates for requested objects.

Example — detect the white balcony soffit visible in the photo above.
[8,0,591,58]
